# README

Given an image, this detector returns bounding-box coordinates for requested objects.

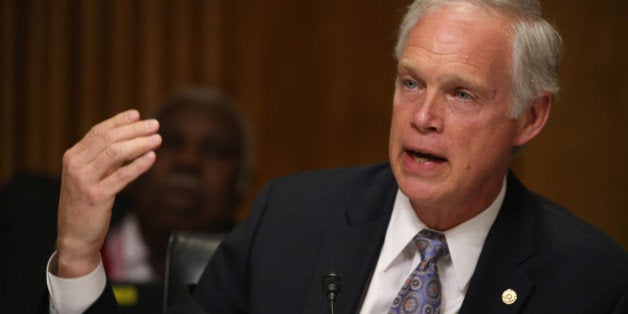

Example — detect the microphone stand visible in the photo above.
[321,270,342,314]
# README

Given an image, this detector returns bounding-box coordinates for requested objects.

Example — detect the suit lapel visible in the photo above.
[303,167,398,313]
[459,173,538,313]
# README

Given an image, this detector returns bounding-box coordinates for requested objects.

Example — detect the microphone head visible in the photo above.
[321,270,343,302]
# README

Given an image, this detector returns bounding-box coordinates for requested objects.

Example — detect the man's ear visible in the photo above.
[514,92,552,147]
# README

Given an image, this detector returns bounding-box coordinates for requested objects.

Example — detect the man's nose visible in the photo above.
[411,91,444,134]
[175,143,201,169]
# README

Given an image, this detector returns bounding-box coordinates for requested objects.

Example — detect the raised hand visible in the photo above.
[53,110,162,278]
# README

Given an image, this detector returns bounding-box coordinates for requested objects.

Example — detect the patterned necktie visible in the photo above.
[388,229,449,314]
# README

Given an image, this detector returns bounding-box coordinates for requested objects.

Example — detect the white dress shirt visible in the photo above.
[360,179,505,313]
[47,253,107,314]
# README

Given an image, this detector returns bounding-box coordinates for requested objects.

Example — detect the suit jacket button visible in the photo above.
[502,289,517,305]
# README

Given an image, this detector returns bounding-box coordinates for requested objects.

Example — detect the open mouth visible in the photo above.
[407,150,447,163]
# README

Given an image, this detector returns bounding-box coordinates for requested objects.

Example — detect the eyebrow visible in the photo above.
[397,59,494,100]
[397,60,419,76]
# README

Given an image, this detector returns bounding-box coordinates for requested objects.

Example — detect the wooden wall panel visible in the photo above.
[171,0,195,86]
[224,0,404,184]
[77,0,106,134]
[199,0,227,88]
[23,0,48,171]
[108,0,138,115]
[46,0,71,173]
[512,0,628,248]
[138,0,167,106]
[0,0,229,181]
[0,0,17,178]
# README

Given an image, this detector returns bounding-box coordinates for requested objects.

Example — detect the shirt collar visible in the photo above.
[380,177,506,290]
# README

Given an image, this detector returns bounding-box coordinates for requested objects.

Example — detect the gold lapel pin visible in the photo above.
[501,289,517,305]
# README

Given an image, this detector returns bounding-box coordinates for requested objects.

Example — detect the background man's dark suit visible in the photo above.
[79,162,627,313]
[1,173,60,313]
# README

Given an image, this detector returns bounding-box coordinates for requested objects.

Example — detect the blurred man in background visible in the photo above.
[0,88,251,312]
[98,88,251,312]
[102,88,251,283]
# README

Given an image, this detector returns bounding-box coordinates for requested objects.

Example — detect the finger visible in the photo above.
[88,133,162,180]
[99,150,157,195]
[70,110,142,161]
[73,118,160,166]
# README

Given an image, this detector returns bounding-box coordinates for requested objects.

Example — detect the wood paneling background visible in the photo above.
[1,0,626,248]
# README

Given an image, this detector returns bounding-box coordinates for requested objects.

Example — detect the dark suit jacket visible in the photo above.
[52,163,628,313]
[1,173,60,313]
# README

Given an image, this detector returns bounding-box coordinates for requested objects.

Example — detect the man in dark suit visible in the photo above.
[44,0,627,313]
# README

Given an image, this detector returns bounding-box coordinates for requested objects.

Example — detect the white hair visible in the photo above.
[395,0,562,118]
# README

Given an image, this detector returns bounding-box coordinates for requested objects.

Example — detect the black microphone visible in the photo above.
[321,270,342,314]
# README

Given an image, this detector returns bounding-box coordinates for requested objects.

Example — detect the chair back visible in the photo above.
[163,232,224,311]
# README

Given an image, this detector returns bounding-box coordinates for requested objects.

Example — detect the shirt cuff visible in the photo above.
[46,251,107,314]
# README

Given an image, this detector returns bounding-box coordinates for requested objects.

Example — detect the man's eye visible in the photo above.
[455,90,472,100]
[404,79,417,89]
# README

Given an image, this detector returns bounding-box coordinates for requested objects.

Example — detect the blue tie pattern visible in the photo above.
[388,229,449,314]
